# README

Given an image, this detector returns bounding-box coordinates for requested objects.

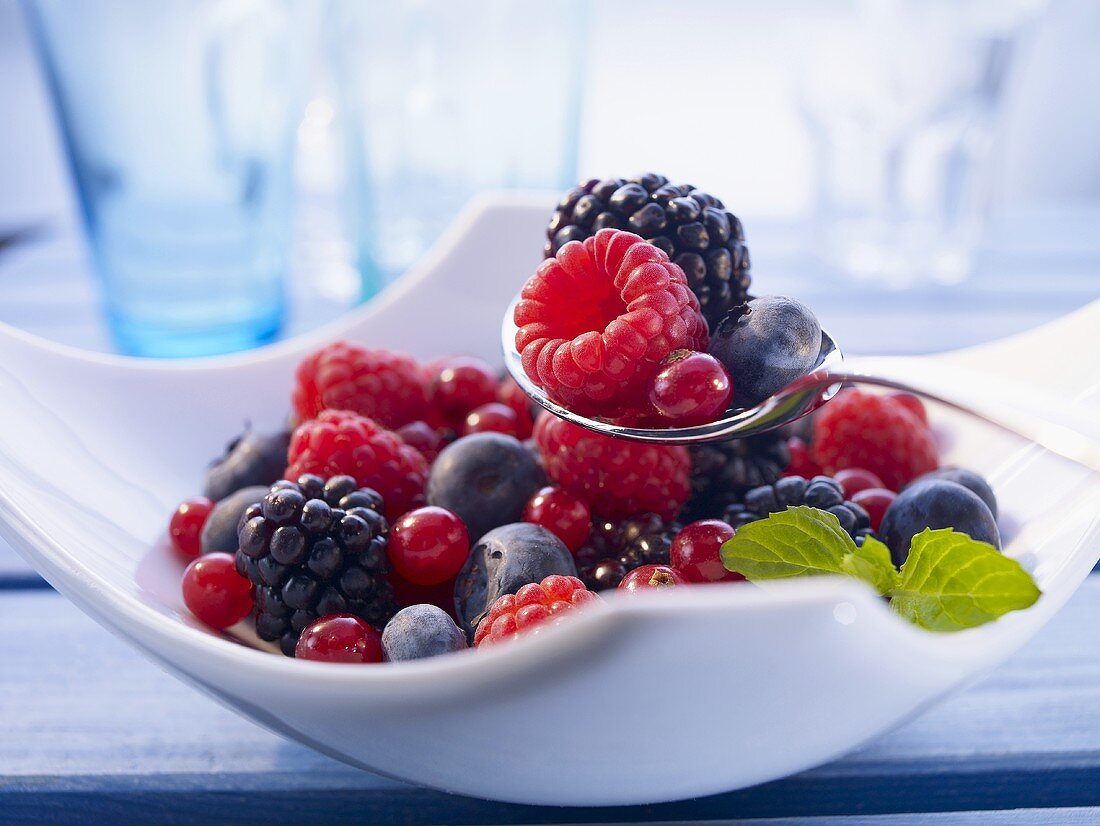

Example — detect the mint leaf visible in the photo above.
[840,535,900,595]
[889,529,1041,632]
[720,506,854,580]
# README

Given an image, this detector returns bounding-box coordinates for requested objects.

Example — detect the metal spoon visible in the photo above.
[502,296,1100,473]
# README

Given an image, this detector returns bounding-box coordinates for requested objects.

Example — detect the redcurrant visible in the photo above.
[670,520,743,584]
[523,486,592,552]
[181,553,253,629]
[295,614,383,663]
[169,497,214,559]
[463,402,520,437]
[834,468,885,499]
[388,506,470,586]
[430,357,498,420]
[851,488,897,532]
[648,351,732,426]
[618,564,688,592]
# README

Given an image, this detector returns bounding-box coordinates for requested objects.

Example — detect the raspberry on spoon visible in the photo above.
[514,229,708,422]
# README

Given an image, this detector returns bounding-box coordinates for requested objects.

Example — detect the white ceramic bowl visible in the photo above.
[1,194,1099,806]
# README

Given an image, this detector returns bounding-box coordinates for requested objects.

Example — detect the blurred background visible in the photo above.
[1,0,1098,358]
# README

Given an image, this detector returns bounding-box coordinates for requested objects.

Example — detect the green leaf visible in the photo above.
[889,529,1041,632]
[720,506,854,580]
[840,535,900,595]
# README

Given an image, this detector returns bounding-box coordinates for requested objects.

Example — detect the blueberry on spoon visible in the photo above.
[708,296,822,409]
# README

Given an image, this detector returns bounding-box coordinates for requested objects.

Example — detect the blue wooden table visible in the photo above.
[1,223,1100,824]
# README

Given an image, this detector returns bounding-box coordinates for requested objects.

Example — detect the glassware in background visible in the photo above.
[326,0,587,297]
[797,0,1045,287]
[26,0,305,357]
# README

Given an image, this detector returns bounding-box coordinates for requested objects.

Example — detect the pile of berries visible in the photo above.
[170,174,1005,666]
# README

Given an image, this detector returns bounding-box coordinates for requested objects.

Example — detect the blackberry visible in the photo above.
[236,474,398,656]
[723,475,874,544]
[575,513,681,591]
[682,433,791,522]
[545,173,752,329]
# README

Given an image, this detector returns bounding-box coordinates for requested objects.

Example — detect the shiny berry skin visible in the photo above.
[181,553,254,629]
[523,486,592,553]
[648,350,732,426]
[473,574,596,647]
[430,356,498,421]
[387,506,470,586]
[496,377,535,439]
[618,564,687,592]
[463,402,520,437]
[396,420,448,462]
[851,488,897,532]
[170,497,215,559]
[784,436,822,478]
[889,392,928,424]
[295,614,384,663]
[670,520,742,584]
[834,468,885,499]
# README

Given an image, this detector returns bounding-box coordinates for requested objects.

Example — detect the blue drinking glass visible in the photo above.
[25,0,304,357]
[326,0,587,297]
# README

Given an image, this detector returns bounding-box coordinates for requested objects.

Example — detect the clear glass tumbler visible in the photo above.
[326,0,586,296]
[26,0,303,357]
[797,0,1044,287]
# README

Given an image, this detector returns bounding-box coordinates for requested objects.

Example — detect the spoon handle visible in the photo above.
[829,356,1100,475]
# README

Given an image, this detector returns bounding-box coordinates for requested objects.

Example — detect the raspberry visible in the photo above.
[812,389,939,491]
[514,229,708,421]
[533,414,691,521]
[784,435,822,478]
[286,410,428,519]
[292,342,429,429]
[473,574,597,646]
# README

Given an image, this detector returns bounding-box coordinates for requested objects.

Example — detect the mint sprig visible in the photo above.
[720,507,1040,632]
[889,528,1041,632]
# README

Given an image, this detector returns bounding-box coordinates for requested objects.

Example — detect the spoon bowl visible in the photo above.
[502,294,845,443]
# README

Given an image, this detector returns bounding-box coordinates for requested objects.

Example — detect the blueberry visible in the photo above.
[879,479,1001,567]
[454,523,576,641]
[908,467,997,519]
[382,604,468,662]
[200,485,269,554]
[708,296,822,409]
[426,433,546,542]
[203,429,291,502]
